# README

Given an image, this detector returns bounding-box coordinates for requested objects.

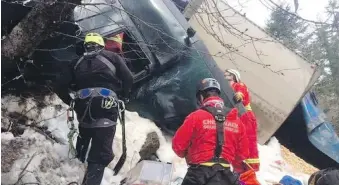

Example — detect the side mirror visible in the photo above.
[185,27,196,46]
[187,27,196,38]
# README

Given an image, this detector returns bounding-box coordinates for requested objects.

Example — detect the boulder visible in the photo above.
[139,131,160,161]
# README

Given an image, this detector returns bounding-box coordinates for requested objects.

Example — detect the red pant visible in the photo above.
[240,111,260,171]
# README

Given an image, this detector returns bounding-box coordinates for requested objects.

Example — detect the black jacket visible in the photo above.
[53,50,134,105]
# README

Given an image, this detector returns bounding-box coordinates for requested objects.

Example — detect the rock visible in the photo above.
[1,117,11,132]
[139,132,160,161]
[1,111,29,136]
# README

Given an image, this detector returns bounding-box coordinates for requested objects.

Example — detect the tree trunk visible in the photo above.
[1,0,81,60]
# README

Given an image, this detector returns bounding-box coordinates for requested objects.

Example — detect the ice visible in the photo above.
[1,94,310,185]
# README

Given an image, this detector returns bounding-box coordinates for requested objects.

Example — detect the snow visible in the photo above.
[1,95,311,185]
[256,138,311,185]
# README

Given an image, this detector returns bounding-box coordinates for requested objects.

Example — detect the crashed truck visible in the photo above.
[2,0,338,182]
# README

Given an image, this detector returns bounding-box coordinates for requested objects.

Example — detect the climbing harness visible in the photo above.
[75,87,119,123]
[66,87,127,171]
[67,100,78,158]
[75,87,117,100]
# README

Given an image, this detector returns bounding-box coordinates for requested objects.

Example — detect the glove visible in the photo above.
[233,92,244,103]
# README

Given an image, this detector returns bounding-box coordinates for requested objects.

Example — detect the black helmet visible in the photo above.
[196,78,221,94]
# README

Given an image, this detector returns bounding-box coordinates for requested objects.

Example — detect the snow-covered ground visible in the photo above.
[1,95,311,185]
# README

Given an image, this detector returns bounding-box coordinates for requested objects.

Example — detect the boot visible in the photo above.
[81,163,106,185]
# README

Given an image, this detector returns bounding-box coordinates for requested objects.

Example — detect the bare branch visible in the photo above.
[190,0,309,75]
[14,152,39,185]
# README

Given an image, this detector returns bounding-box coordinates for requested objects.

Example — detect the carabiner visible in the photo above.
[67,108,74,122]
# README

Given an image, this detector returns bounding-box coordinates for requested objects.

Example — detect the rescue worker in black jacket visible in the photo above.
[53,32,133,185]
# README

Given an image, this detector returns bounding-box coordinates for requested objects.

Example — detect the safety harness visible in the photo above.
[74,87,119,125]
[199,105,232,167]
[74,53,121,85]
[66,90,127,175]
[192,106,241,185]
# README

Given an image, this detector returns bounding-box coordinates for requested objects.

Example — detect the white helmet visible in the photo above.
[225,69,241,82]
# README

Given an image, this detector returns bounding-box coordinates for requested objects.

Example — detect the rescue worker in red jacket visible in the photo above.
[224,69,260,171]
[105,32,124,54]
[172,78,249,185]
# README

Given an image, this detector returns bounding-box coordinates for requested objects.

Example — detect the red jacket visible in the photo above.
[172,96,249,167]
[231,82,251,108]
[105,33,124,53]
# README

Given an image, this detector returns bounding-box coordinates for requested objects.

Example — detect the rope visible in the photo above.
[117,99,126,114]
[67,101,78,159]
[67,128,78,158]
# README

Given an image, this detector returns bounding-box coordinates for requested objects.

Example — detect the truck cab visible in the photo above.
[37,0,194,85]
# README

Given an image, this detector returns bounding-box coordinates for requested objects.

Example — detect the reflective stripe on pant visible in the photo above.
[240,111,260,171]
[200,162,230,168]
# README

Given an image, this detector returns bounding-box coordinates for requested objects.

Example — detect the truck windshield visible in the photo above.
[73,0,124,34]
[120,0,187,63]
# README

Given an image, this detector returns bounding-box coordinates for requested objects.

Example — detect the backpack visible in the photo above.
[73,52,120,84]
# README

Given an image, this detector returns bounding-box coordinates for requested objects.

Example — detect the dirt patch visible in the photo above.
[1,139,24,173]
[39,156,61,172]
[1,136,36,173]
[281,145,319,175]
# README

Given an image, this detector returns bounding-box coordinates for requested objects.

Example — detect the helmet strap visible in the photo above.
[84,45,104,56]
[233,74,239,83]
[196,92,203,106]
[225,70,239,82]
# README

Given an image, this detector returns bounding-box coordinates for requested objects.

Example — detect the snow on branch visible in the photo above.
[2,95,67,144]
